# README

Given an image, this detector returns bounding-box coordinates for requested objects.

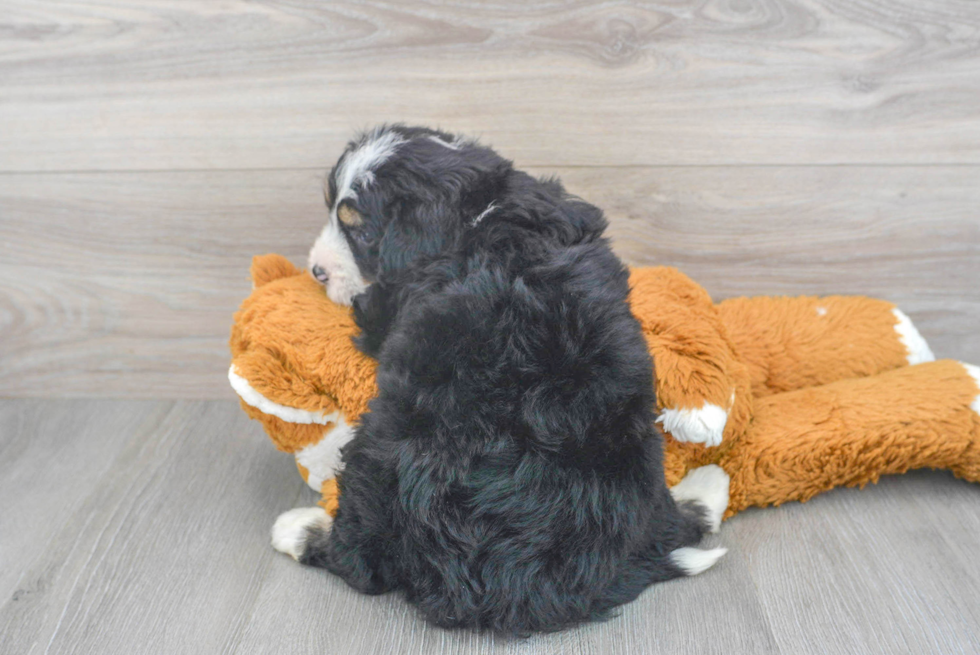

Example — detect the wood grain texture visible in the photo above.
[239,524,778,655]
[0,400,150,604]
[2,0,978,651]
[2,0,980,171]
[1,166,977,398]
[730,472,980,654]
[0,400,303,655]
[1,400,978,654]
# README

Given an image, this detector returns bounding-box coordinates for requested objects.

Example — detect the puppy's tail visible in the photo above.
[591,470,728,617]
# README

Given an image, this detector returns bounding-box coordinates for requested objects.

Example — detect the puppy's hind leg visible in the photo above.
[271,506,333,562]
[271,502,395,594]
[664,464,730,577]
[670,464,730,534]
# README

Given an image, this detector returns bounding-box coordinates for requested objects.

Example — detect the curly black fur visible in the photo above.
[301,126,714,634]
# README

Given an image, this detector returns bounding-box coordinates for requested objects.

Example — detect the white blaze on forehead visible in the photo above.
[332,128,406,216]
[310,128,404,306]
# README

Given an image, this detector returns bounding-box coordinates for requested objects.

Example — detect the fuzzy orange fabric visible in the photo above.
[230,254,980,519]
[229,256,375,452]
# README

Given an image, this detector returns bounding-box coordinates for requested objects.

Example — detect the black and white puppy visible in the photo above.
[273,125,729,634]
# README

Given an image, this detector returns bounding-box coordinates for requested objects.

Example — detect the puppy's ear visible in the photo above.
[352,283,398,357]
[322,167,338,208]
[531,175,608,245]
[376,203,454,279]
[556,193,607,242]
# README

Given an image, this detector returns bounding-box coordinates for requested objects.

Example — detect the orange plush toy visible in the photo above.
[230,254,980,520]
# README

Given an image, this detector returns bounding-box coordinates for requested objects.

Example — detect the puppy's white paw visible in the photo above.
[657,404,728,447]
[669,546,727,576]
[271,506,332,561]
[670,464,730,533]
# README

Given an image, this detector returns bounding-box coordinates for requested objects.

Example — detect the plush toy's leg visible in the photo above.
[272,425,398,595]
[318,478,340,517]
[717,296,934,398]
[722,360,980,516]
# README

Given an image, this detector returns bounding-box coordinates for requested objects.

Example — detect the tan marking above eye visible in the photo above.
[322,183,332,207]
[337,203,363,227]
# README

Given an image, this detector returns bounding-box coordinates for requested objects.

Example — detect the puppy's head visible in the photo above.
[308,125,511,305]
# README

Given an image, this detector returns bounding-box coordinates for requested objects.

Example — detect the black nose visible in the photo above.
[311,265,329,283]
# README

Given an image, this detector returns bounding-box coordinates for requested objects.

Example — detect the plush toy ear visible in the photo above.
[251,253,301,287]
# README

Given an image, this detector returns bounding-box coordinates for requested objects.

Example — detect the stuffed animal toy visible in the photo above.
[230,253,980,519]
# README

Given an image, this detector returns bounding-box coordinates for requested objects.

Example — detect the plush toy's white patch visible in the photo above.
[669,546,727,576]
[670,464,730,533]
[228,365,338,425]
[657,403,728,447]
[295,417,357,491]
[892,309,935,365]
[816,306,827,316]
[962,363,980,415]
[272,507,332,561]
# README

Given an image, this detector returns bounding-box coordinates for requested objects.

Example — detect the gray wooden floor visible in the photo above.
[1,399,978,654]
[2,0,980,652]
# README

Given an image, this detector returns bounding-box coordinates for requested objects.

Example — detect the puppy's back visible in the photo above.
[367,236,695,633]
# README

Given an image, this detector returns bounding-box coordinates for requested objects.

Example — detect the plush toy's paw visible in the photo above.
[964,363,980,415]
[670,464,730,533]
[657,403,728,448]
[669,546,728,576]
[271,506,332,561]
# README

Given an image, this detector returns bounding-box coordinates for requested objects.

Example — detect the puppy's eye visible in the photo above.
[338,203,363,227]
[352,229,373,245]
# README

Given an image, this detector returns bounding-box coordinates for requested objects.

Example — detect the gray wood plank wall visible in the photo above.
[1,0,979,398]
